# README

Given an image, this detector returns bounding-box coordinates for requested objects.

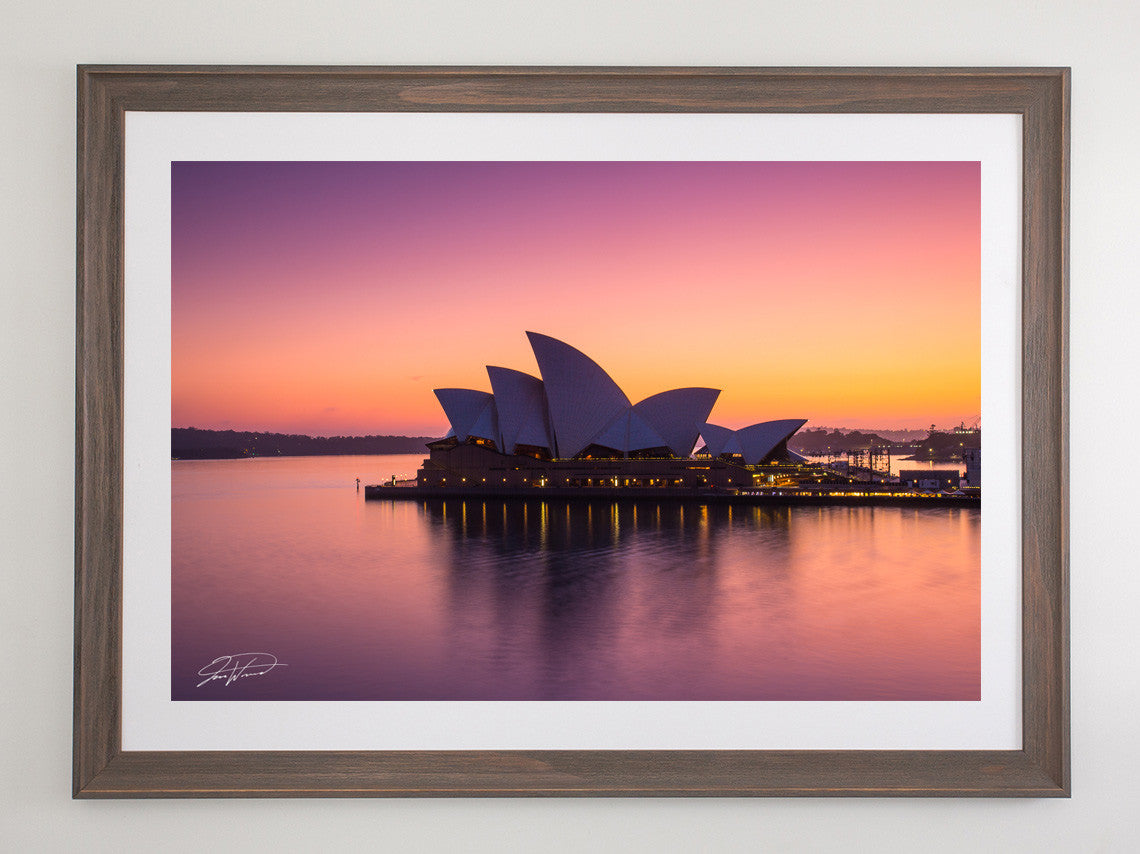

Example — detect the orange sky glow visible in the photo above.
[172,162,980,436]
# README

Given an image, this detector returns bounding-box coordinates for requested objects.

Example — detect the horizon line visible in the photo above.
[172,423,978,440]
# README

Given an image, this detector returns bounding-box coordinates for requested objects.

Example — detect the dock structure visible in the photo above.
[365,483,979,508]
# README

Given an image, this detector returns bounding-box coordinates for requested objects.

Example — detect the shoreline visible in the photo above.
[172,451,427,461]
[364,484,979,508]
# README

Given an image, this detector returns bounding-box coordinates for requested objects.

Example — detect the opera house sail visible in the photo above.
[415,332,808,493]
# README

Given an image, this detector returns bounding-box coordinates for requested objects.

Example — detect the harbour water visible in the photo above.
[172,454,980,701]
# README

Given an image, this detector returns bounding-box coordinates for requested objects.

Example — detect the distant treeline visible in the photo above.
[911,430,981,461]
[788,429,893,454]
[789,427,980,460]
[172,428,439,459]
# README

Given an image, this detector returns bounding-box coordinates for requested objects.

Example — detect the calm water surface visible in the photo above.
[172,454,979,701]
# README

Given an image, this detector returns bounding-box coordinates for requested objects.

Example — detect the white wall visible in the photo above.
[2,1,1136,850]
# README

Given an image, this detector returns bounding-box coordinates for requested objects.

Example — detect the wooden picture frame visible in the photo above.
[75,66,1068,797]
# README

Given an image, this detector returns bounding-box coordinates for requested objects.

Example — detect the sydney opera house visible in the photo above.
[416,332,807,492]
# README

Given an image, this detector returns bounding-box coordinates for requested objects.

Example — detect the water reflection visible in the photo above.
[418,499,800,700]
[172,456,979,701]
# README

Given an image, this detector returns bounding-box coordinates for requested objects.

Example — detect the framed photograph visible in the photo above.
[75,66,1068,797]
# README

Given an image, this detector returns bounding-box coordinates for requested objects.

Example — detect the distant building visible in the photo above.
[898,470,960,490]
[964,448,981,487]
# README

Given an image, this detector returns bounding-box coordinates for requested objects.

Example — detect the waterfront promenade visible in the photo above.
[364,484,979,508]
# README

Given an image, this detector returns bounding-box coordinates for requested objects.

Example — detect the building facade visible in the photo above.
[897,469,961,490]
[964,448,981,487]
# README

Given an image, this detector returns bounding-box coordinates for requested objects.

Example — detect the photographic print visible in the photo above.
[171,159,982,703]
[76,66,1067,797]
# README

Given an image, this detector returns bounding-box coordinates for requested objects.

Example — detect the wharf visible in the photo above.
[364,484,979,508]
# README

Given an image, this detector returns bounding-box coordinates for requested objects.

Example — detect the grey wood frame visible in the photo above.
[75,66,1069,798]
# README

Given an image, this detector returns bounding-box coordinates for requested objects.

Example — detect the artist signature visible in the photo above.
[196,653,287,688]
